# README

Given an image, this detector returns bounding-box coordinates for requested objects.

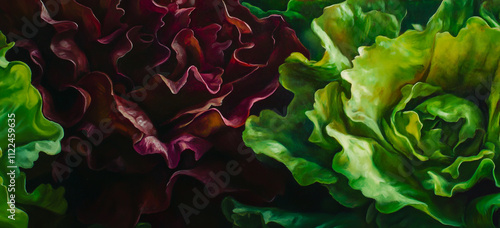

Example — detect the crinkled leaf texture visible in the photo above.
[240,0,500,227]
[0,32,66,228]
[242,0,343,60]
[242,0,406,60]
[0,0,307,226]
[0,0,308,173]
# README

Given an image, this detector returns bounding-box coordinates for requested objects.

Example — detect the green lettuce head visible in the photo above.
[0,31,66,227]
[231,0,500,227]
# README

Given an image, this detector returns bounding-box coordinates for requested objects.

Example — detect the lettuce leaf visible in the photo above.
[0,31,66,228]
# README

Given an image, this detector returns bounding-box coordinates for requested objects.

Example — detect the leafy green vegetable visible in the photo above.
[0,31,66,228]
[480,0,500,27]
[242,0,407,60]
[236,0,500,227]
